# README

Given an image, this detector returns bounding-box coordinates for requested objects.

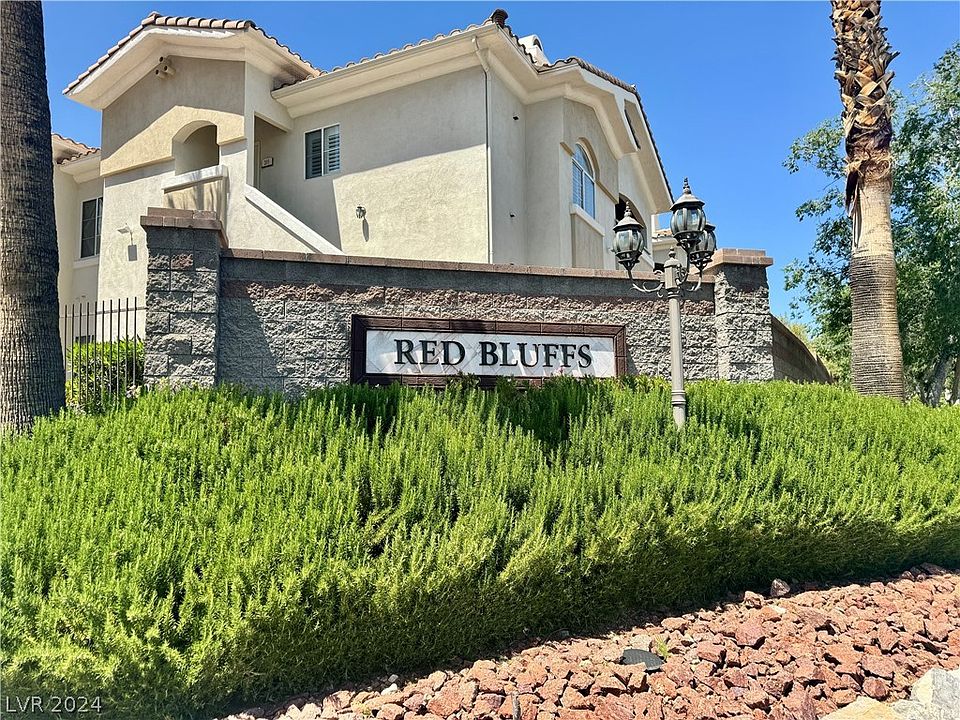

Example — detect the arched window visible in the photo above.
[572,144,596,218]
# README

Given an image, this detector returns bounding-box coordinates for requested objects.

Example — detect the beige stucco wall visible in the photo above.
[218,140,331,253]
[164,176,226,219]
[98,162,169,301]
[522,98,565,266]
[518,97,624,270]
[489,72,525,264]
[53,168,78,306]
[79,48,667,301]
[94,51,337,302]
[561,100,619,270]
[258,67,489,262]
[101,57,246,177]
[54,168,103,307]
[96,138,332,302]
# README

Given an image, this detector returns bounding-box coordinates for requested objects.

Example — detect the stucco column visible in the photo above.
[711,249,775,382]
[141,207,223,388]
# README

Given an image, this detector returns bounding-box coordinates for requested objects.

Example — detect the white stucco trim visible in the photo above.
[73,256,100,269]
[243,185,344,255]
[67,27,313,110]
[570,203,605,236]
[59,153,102,184]
[274,25,497,116]
[161,164,228,192]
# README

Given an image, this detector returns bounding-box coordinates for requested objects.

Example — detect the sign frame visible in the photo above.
[350,315,627,387]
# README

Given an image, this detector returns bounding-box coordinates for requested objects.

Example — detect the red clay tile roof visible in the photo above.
[63,11,318,94]
[51,132,100,163]
[272,19,496,87]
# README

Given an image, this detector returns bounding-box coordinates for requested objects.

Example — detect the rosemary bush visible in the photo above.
[2,379,957,718]
[65,339,144,413]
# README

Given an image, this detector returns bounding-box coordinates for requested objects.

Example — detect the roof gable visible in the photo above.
[64,11,318,108]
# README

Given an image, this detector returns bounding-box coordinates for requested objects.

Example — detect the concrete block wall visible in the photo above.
[141,209,811,394]
[712,250,777,382]
[142,208,223,388]
[771,315,833,384]
[216,254,721,394]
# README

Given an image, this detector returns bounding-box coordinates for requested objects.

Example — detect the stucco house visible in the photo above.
[53,7,674,310]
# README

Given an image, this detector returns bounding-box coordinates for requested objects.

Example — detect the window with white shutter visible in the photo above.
[305,124,341,179]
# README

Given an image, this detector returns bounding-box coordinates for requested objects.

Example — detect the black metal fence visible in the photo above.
[61,298,145,412]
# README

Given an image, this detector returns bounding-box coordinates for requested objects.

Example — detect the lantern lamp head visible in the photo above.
[669,178,706,245]
[612,207,647,273]
[688,222,717,272]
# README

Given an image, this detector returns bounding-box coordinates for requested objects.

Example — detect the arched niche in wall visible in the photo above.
[172,121,219,175]
[615,195,642,224]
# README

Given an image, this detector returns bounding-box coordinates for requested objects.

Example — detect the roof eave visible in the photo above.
[58,152,102,183]
[273,23,498,110]
[65,25,315,110]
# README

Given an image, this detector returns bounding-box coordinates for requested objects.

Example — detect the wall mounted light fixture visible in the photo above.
[356,205,366,220]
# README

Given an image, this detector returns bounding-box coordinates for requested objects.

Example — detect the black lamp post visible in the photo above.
[612,179,718,427]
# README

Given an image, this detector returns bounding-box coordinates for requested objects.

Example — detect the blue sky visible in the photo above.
[42,1,959,319]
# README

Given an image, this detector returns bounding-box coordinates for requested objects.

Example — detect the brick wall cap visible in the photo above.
[708,248,774,268]
[141,208,227,246]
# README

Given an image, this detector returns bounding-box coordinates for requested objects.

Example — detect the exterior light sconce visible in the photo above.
[612,178,718,428]
[118,224,137,261]
[356,205,366,220]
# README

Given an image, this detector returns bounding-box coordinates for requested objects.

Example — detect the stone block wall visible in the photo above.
[142,208,223,387]
[140,209,823,394]
[216,254,721,394]
[771,315,833,383]
[713,250,776,382]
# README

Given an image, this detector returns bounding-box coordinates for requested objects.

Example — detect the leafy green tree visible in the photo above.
[785,43,960,405]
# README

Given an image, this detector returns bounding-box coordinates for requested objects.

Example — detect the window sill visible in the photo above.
[74,256,99,269]
[161,164,228,192]
[569,203,604,236]
[306,170,341,181]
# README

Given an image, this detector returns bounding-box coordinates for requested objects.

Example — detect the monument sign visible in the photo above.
[351,316,626,386]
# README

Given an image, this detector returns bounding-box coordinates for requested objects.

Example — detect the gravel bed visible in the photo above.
[219,565,960,720]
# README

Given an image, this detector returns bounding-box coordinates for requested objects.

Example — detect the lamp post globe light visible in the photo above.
[612,179,718,428]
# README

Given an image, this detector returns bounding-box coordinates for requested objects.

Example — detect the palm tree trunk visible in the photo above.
[849,160,904,400]
[831,0,906,400]
[0,1,65,431]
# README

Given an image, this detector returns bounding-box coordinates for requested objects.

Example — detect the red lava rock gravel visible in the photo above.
[220,564,960,720]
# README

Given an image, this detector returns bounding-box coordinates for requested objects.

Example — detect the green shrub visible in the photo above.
[1,379,958,719]
[65,339,144,413]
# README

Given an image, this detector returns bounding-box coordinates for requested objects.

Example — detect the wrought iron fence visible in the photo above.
[61,298,145,412]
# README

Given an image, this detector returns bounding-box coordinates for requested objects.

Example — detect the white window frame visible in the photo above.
[304,123,341,179]
[79,196,103,259]
[572,144,596,219]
